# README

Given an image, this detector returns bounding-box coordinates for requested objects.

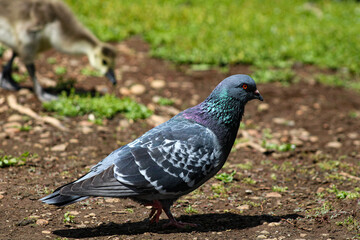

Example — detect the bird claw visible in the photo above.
[0,73,20,91]
[37,91,58,102]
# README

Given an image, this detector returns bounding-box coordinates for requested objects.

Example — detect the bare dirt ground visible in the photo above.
[0,37,360,240]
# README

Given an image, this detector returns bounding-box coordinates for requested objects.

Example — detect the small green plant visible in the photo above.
[317,160,340,171]
[19,125,32,132]
[348,111,359,118]
[81,67,102,77]
[272,186,288,192]
[55,66,67,75]
[190,64,212,71]
[54,79,76,92]
[215,171,236,183]
[237,162,253,170]
[327,185,360,200]
[241,177,257,185]
[63,212,75,223]
[336,216,360,234]
[262,128,273,139]
[211,183,228,198]
[305,201,334,219]
[156,97,175,106]
[12,73,28,83]
[43,90,153,120]
[262,141,296,152]
[47,57,57,64]
[270,173,277,180]
[185,205,198,214]
[126,208,134,213]
[0,151,31,168]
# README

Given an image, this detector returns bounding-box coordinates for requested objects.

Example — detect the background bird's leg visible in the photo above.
[0,52,20,91]
[25,63,58,102]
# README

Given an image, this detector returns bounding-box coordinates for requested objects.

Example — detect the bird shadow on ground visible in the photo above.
[53,213,302,238]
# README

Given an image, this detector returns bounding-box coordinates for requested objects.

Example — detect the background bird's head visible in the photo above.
[211,74,263,104]
[88,44,117,85]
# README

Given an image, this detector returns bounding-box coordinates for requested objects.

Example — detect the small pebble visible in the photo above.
[326,141,342,148]
[266,192,282,198]
[130,84,146,95]
[268,222,281,227]
[257,235,267,239]
[150,79,166,89]
[36,219,49,226]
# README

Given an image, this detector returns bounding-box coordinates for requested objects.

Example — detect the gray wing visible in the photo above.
[114,119,222,196]
[58,119,222,199]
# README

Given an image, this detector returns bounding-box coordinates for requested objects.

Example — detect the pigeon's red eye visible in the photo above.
[242,84,248,90]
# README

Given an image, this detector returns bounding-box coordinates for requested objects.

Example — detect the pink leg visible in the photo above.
[145,200,163,223]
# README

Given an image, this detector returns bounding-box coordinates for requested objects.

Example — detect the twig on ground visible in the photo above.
[339,171,360,181]
[235,130,267,153]
[7,94,68,132]
[281,218,312,232]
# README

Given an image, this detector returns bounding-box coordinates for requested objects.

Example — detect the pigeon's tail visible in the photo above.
[40,172,93,207]
[40,188,88,207]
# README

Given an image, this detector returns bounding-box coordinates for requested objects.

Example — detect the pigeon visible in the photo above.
[41,74,263,228]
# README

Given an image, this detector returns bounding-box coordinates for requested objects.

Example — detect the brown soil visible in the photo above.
[0,37,360,240]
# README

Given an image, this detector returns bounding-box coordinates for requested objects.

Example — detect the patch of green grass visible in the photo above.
[55,66,67,75]
[0,151,33,168]
[185,205,198,214]
[336,216,360,235]
[215,170,236,183]
[63,212,75,223]
[211,183,229,198]
[317,160,350,171]
[262,128,273,140]
[315,73,360,91]
[327,185,360,200]
[126,208,134,213]
[66,0,360,72]
[156,97,175,106]
[252,68,296,86]
[81,67,102,77]
[47,57,57,64]
[272,186,288,192]
[12,73,28,83]
[43,90,152,120]
[19,125,32,132]
[306,201,334,218]
[270,173,277,180]
[241,177,257,185]
[262,141,296,152]
[54,79,76,92]
[348,111,359,118]
[237,162,253,170]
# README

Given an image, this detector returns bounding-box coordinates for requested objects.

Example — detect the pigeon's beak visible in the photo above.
[105,68,117,85]
[253,89,264,101]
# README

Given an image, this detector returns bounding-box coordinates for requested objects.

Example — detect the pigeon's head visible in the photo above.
[214,74,263,103]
